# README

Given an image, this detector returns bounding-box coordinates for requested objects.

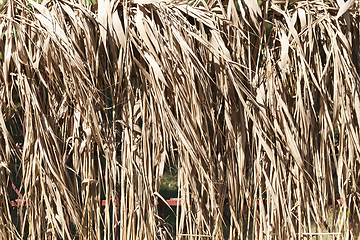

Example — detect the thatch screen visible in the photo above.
[0,0,360,238]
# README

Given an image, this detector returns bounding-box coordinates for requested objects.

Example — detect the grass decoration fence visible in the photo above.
[1,0,360,238]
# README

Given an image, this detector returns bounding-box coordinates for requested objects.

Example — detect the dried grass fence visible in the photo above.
[1,0,360,239]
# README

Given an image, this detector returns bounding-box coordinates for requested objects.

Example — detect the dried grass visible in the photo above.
[0,0,360,239]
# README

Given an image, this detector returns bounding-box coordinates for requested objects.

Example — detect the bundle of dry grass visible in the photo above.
[1,0,360,238]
